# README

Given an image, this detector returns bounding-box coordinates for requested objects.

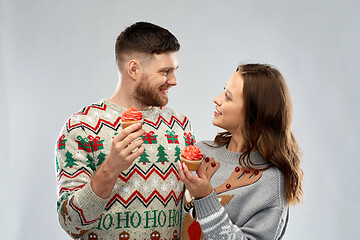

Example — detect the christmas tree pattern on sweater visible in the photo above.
[55,99,195,239]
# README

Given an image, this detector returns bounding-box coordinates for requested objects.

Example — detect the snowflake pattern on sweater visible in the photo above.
[55,99,194,239]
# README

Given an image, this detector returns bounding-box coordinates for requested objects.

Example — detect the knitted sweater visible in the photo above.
[55,99,195,240]
[181,141,289,240]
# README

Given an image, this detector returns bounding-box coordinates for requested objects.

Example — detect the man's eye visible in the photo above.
[164,69,169,76]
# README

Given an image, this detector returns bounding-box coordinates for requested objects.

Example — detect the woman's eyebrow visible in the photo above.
[225,87,232,96]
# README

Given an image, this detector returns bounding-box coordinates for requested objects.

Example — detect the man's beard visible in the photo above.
[134,75,169,107]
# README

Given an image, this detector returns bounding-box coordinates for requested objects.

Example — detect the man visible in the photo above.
[55,22,195,239]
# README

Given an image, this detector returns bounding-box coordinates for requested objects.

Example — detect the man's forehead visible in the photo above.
[151,52,178,67]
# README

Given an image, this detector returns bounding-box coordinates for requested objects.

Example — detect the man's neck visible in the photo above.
[109,93,152,111]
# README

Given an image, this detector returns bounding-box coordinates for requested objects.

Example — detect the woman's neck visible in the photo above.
[227,133,246,153]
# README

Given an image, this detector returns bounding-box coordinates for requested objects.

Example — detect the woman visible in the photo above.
[179,63,303,240]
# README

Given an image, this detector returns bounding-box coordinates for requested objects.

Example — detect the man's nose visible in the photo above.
[167,72,177,86]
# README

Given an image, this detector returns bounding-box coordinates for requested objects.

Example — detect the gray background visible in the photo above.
[1,0,359,239]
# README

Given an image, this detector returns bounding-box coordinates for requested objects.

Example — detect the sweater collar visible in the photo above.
[216,144,269,167]
[101,99,161,120]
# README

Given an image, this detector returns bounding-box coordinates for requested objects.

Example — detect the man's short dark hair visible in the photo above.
[115,22,180,67]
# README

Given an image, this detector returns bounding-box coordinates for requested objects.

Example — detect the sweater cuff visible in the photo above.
[73,183,109,220]
[193,190,222,220]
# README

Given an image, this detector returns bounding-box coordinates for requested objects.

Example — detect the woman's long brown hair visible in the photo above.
[214,63,303,205]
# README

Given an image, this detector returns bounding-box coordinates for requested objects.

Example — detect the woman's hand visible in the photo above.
[178,161,213,199]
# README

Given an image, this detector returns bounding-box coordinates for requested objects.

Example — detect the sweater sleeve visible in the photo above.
[194,191,287,240]
[55,122,109,238]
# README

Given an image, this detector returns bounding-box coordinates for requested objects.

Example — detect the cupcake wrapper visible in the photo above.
[180,155,203,171]
[121,119,144,129]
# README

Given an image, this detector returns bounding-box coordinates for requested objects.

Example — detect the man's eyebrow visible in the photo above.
[168,66,179,70]
[160,66,179,71]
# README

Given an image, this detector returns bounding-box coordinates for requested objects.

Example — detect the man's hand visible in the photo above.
[91,123,145,199]
[107,123,145,173]
[178,161,213,199]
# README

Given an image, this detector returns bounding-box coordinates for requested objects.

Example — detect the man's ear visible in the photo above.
[128,60,140,80]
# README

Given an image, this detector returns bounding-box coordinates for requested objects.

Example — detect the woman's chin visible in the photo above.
[212,118,217,126]
[212,119,221,128]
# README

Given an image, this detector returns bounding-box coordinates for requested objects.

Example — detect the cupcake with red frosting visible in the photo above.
[121,107,143,129]
[180,145,204,171]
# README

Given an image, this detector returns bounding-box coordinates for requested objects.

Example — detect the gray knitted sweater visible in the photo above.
[181,141,289,240]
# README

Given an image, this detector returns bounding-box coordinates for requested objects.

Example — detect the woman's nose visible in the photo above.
[214,94,222,106]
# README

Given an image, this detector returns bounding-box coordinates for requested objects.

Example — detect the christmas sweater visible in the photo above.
[182,141,289,240]
[55,99,196,240]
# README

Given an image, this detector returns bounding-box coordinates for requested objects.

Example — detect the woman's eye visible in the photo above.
[223,88,230,100]
[225,93,230,100]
